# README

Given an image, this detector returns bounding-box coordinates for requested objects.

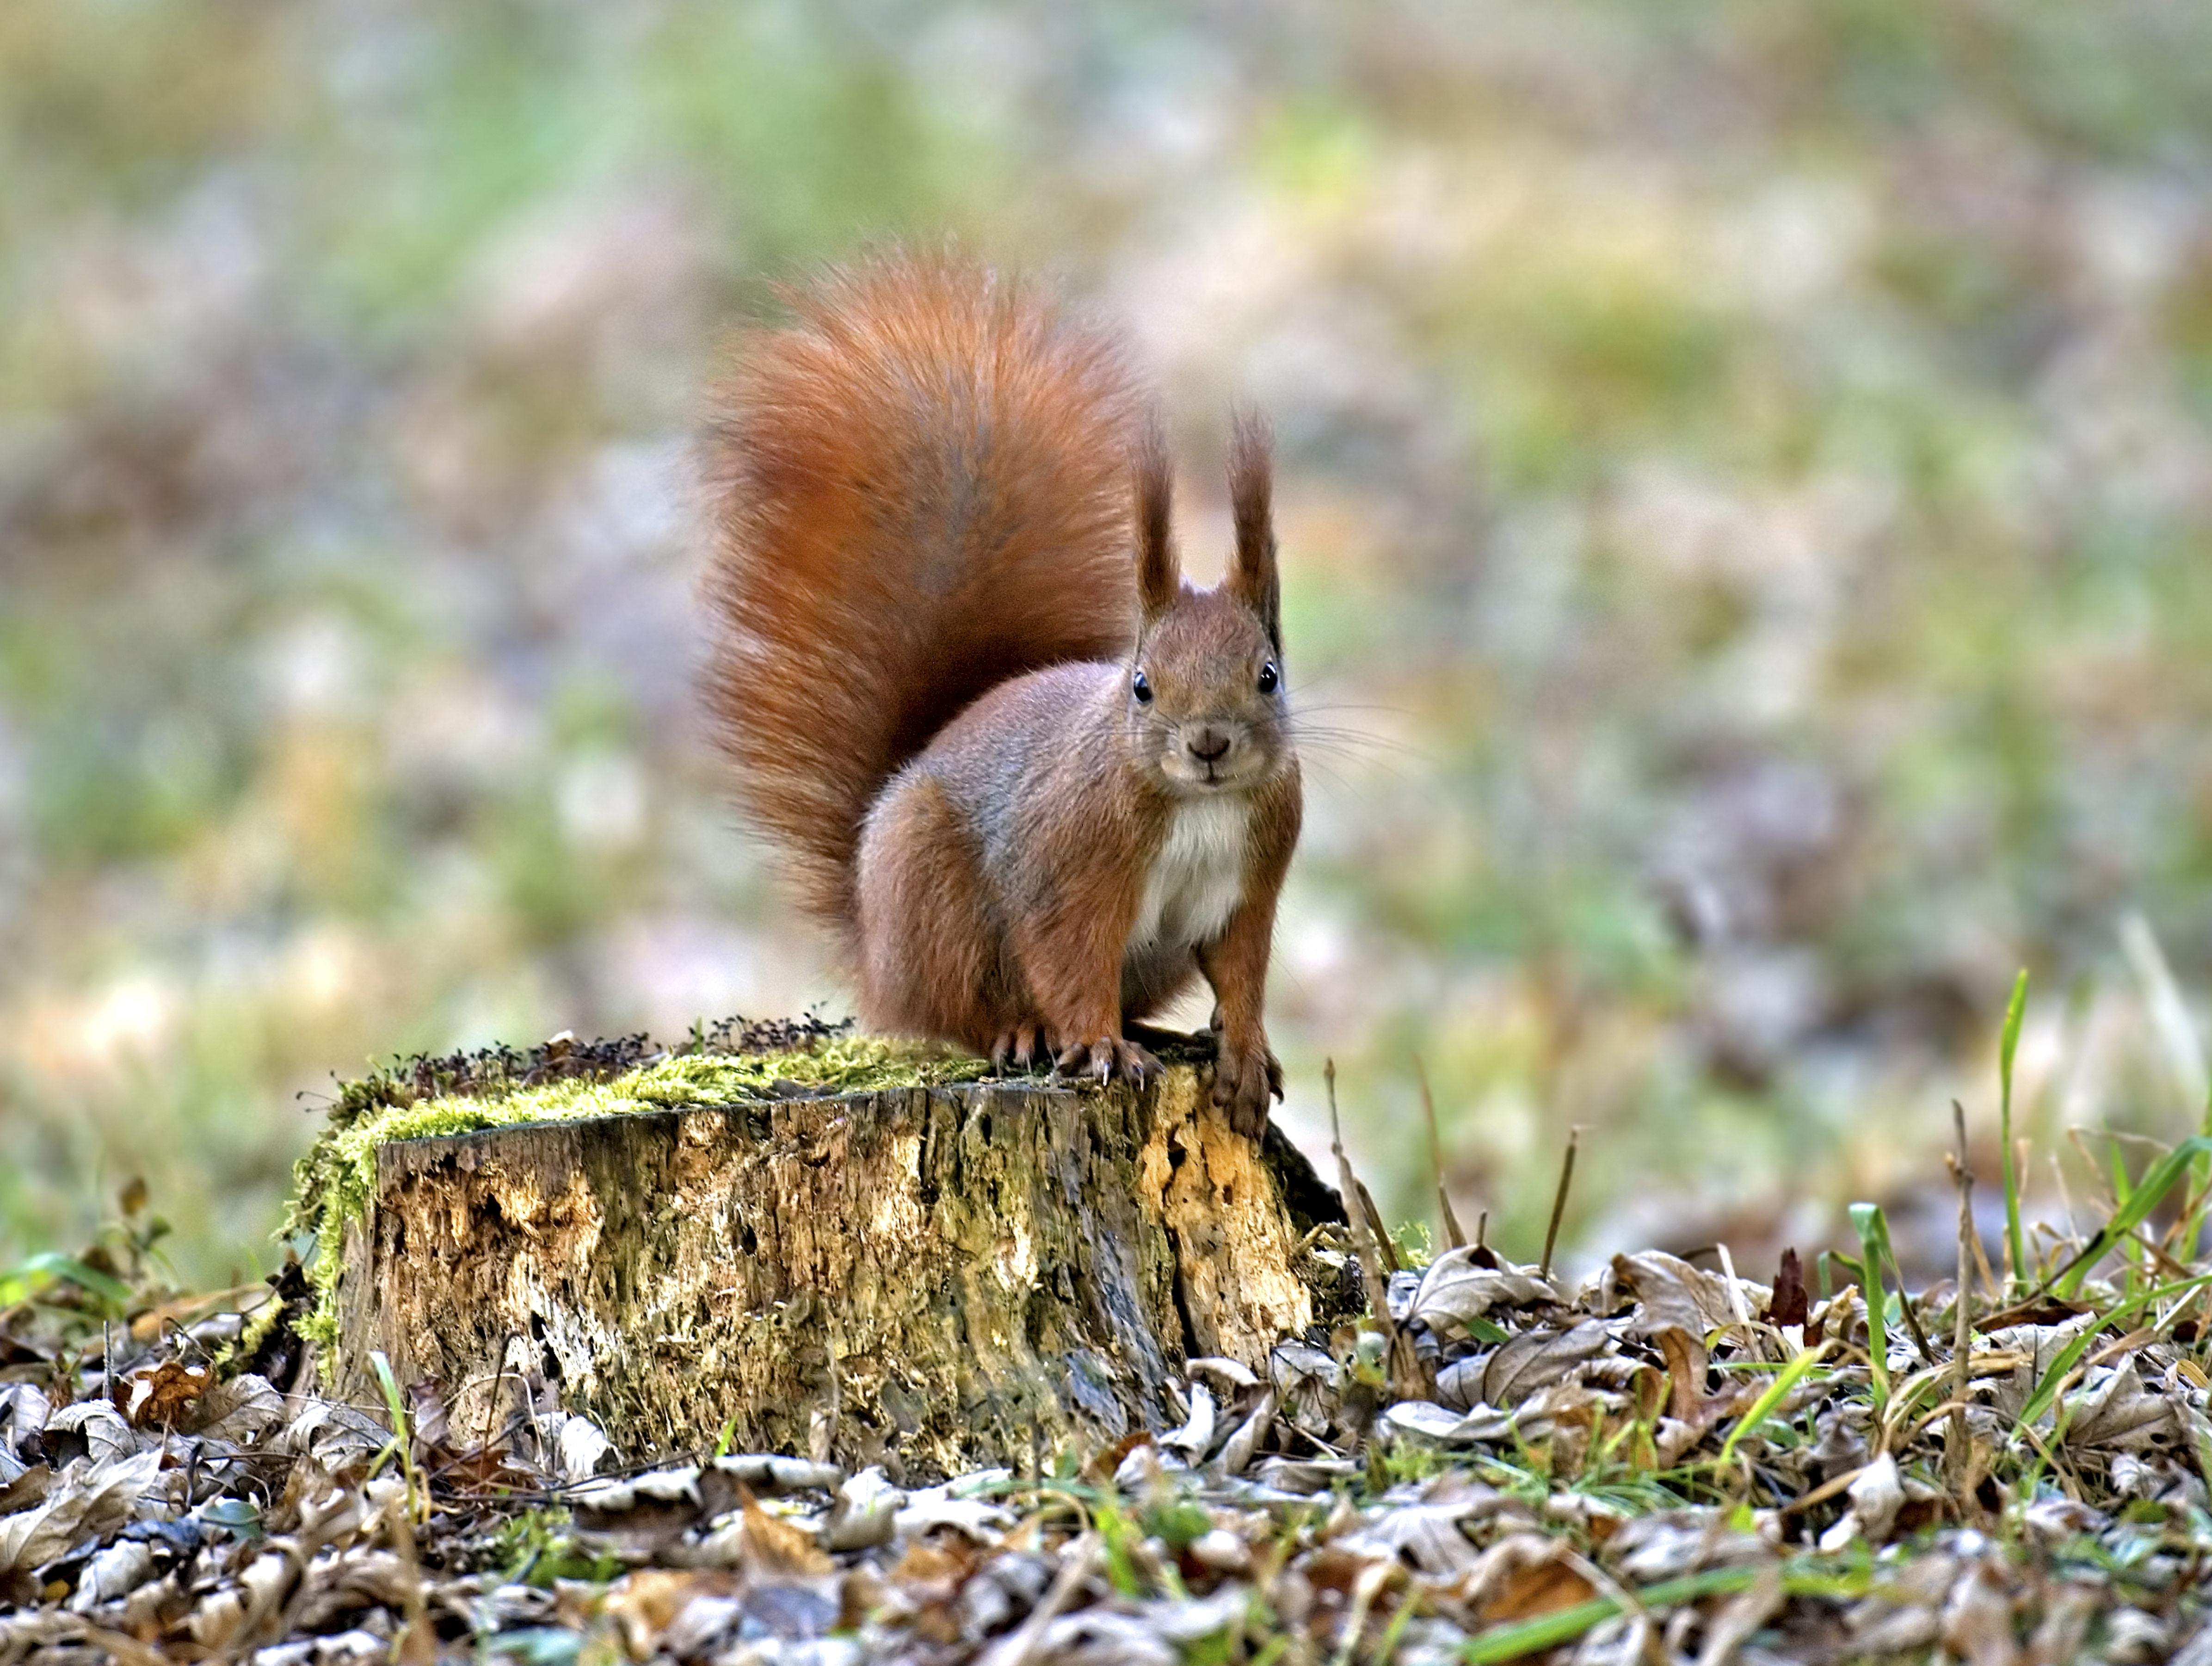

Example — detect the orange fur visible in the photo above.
[703,250,1143,952]
[703,250,1301,1134]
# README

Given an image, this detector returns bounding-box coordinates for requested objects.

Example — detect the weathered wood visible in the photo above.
[330,1065,1344,1478]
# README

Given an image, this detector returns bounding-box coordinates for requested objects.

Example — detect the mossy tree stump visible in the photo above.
[328,1064,1343,1478]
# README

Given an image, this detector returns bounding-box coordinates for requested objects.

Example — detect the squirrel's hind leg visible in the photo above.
[853,771,1023,1056]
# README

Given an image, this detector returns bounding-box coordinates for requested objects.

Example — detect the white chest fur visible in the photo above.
[1128,796,1249,956]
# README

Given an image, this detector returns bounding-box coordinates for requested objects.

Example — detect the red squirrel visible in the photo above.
[702,250,1300,1136]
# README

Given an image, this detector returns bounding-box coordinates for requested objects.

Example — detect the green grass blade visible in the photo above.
[1459,1563,1871,1663]
[1999,969,2029,1293]
[2191,1080,2212,1251]
[2107,1134,2141,1294]
[2053,1137,2212,1299]
[2,1251,135,1314]
[2011,1322,2105,1434]
[368,1348,407,1428]
[367,1348,421,1518]
[1718,1341,1834,1467]
[1460,1568,1759,1663]
[2014,1272,2212,1429]
[1848,1203,1892,1413]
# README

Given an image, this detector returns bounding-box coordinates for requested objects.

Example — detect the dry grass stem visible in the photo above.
[1540,1126,1579,1281]
[1414,1055,1468,1251]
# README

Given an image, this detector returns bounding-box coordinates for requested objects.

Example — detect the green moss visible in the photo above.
[208,1277,290,1372]
[287,1035,998,1359]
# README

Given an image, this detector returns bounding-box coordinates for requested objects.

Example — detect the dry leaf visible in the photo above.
[1406,1248,1560,1339]
[740,1492,832,1578]
[1607,1510,1772,1581]
[1478,1319,1614,1408]
[1939,1559,2020,1666]
[1982,1314,2101,1423]
[1381,1400,1520,1444]
[709,1453,844,1493]
[1819,1452,1904,1551]
[1697,1562,1784,1666]
[1159,1381,1216,1462]
[1216,1389,1276,1477]
[1654,1326,1713,1424]
[123,1361,212,1428]
[65,1537,154,1612]
[1611,1251,1740,1339]
[895,1489,1017,1542]
[0,1450,162,1575]
[1479,1554,1597,1623]
[190,1373,285,1441]
[1184,1357,1259,1392]
[823,1465,903,1553]
[603,1567,734,1658]
[2063,1358,2172,1451]
[1340,1500,1483,1575]
[0,1464,53,1519]
[1252,1456,1359,1492]
[1770,1249,1809,1328]
[0,1386,53,1462]
[1270,1341,1342,1436]
[890,1536,974,1593]
[45,1401,133,1464]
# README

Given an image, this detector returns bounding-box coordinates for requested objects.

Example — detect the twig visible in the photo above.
[1328,1061,1421,1400]
[1327,1071,1380,1309]
[1356,1180,1403,1275]
[1777,1460,1874,1518]
[1897,1287,1939,1372]
[1331,1556,1398,1666]
[479,1343,508,1459]
[1329,1061,1393,1328]
[1541,1127,1580,1281]
[1558,1544,1653,1647]
[62,1622,172,1666]
[1414,1055,1467,1250]
[1714,1242,1756,1357]
[2118,1226,2195,1283]
[1966,1195,2003,1304]
[983,1533,1099,1666]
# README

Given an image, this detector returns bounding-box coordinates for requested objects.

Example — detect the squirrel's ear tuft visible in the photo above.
[1134,415,1179,623]
[1227,408,1280,649]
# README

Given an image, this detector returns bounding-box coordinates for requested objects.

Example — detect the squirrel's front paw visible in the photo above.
[1054,1035,1162,1086]
[990,1021,1053,1072]
[1210,1037,1282,1138]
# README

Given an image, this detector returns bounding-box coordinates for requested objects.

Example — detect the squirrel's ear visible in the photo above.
[1134,416,1179,623]
[1226,409,1280,649]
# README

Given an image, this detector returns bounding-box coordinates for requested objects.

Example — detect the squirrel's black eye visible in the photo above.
[1257,661,1279,695]
[1132,670,1152,704]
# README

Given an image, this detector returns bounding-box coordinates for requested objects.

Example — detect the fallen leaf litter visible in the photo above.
[6,1028,2212,1662]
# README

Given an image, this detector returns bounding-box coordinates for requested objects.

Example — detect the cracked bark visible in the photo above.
[330,1066,1345,1478]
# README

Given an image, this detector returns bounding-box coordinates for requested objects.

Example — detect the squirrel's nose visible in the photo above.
[1187,727,1232,764]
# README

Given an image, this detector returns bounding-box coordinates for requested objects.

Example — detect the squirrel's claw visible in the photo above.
[1054,1035,1161,1087]
[990,1022,1047,1073]
[1211,1037,1281,1139]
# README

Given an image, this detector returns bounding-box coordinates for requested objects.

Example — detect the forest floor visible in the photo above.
[6,1024,2212,1664]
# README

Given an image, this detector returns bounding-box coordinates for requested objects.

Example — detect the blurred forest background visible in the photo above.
[4,0,2212,1291]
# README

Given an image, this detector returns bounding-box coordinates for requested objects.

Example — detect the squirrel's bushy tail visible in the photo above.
[703,249,1143,951]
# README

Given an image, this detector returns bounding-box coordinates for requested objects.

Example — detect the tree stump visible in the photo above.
[328,1064,1344,1479]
